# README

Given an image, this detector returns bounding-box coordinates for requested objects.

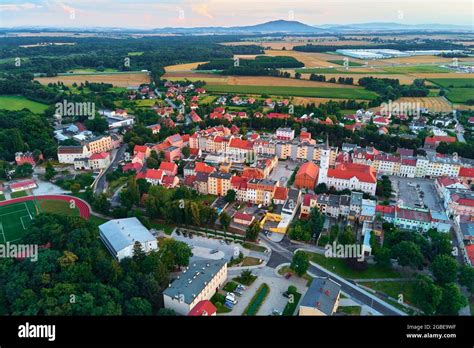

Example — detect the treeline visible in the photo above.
[0,213,193,315]
[0,109,57,161]
[197,56,304,70]
[293,40,466,53]
[0,77,61,104]
[358,77,429,106]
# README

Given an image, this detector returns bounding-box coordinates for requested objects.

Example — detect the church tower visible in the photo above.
[318,135,330,185]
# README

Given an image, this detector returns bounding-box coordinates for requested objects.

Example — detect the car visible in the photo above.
[225,240,231,245]
[237,284,246,291]
[210,249,219,254]
[189,234,194,239]
[234,289,243,297]
[282,291,290,298]
[271,309,282,316]
[183,232,188,237]
[285,273,292,279]
[220,240,225,245]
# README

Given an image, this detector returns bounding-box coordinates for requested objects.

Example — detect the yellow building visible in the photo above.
[87,136,113,154]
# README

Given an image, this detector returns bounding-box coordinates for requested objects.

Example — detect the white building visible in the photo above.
[57,145,90,164]
[99,218,158,261]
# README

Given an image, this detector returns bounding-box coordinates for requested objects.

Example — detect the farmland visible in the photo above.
[35,71,151,87]
[204,84,378,100]
[445,88,474,103]
[429,78,474,88]
[0,95,48,113]
[380,65,452,74]
[370,97,454,113]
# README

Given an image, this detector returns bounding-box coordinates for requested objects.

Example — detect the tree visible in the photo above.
[124,297,152,316]
[70,183,81,195]
[92,193,111,214]
[181,146,190,158]
[133,241,146,262]
[308,207,324,239]
[44,162,56,181]
[14,163,33,178]
[458,265,474,293]
[338,226,355,245]
[412,275,442,315]
[239,270,254,284]
[289,221,311,242]
[431,255,458,285]
[246,221,261,241]
[294,72,301,79]
[219,212,231,231]
[391,241,423,269]
[157,308,176,316]
[224,189,236,203]
[290,251,309,276]
[436,283,467,315]
[374,247,392,268]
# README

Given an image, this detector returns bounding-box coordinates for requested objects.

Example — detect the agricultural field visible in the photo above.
[328,60,364,67]
[298,72,420,85]
[445,88,474,103]
[380,65,452,74]
[164,61,209,72]
[204,84,378,100]
[35,71,151,87]
[0,95,49,113]
[429,78,474,88]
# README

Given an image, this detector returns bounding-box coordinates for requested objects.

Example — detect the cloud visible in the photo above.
[191,2,214,19]
[0,2,42,11]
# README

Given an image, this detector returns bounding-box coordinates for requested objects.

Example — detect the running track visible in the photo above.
[0,195,91,219]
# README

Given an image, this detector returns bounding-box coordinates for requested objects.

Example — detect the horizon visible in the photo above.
[0,0,472,29]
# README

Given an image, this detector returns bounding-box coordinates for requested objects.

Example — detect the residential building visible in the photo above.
[295,161,319,190]
[57,145,90,164]
[299,277,341,316]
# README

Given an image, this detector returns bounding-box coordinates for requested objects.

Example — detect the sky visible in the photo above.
[0,0,471,28]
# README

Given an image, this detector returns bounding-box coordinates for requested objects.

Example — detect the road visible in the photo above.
[95,144,127,194]
[261,234,405,316]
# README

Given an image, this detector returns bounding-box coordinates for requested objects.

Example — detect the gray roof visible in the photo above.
[163,259,227,304]
[300,277,341,315]
[99,218,155,254]
[350,192,363,206]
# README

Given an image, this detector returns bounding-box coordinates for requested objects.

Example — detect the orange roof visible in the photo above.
[89,152,109,160]
[274,186,289,201]
[195,162,215,174]
[242,168,264,179]
[425,136,456,145]
[229,138,253,150]
[328,163,376,183]
[145,169,164,180]
[296,161,319,180]
[134,145,148,153]
[159,161,177,172]
[234,212,254,222]
[466,245,474,267]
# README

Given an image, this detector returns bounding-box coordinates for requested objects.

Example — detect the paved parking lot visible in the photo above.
[222,267,307,316]
[390,176,444,212]
[269,161,298,186]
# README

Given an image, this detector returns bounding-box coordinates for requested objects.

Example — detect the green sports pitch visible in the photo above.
[0,201,38,243]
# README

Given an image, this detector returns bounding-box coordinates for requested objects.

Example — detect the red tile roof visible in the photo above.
[89,152,109,160]
[123,162,142,172]
[303,193,317,206]
[229,138,253,150]
[466,245,474,267]
[145,169,164,180]
[234,212,254,222]
[459,167,474,178]
[267,113,290,120]
[376,205,395,214]
[328,163,376,183]
[274,186,289,201]
[10,180,36,189]
[425,136,456,145]
[159,161,177,173]
[134,145,148,154]
[188,300,217,316]
[195,162,216,174]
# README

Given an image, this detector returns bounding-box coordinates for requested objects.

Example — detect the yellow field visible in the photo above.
[296,72,421,85]
[264,50,361,67]
[163,72,363,89]
[164,61,209,72]
[410,72,474,79]
[371,97,453,113]
[292,96,368,106]
[35,73,150,87]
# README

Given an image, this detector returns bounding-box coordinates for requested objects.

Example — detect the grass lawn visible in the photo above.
[38,199,80,216]
[381,65,451,74]
[242,242,267,253]
[127,52,144,56]
[243,283,270,316]
[358,280,417,306]
[328,60,364,67]
[0,200,37,243]
[241,257,263,267]
[429,78,474,88]
[306,252,402,279]
[0,194,5,201]
[205,84,378,100]
[10,191,29,199]
[282,292,302,316]
[150,221,175,235]
[0,95,48,114]
[88,215,109,227]
[107,176,129,195]
[223,281,238,292]
[233,274,257,286]
[211,293,232,314]
[445,88,474,103]
[337,306,362,315]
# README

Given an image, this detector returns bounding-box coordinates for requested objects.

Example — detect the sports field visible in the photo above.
[0,200,37,243]
[0,95,49,114]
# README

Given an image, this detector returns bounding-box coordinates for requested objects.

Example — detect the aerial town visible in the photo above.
[0,3,473,341]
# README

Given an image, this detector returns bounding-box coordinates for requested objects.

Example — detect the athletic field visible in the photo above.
[0,200,38,243]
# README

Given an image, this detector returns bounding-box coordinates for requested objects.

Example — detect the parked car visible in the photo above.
[272,309,282,316]
[282,291,290,298]
[189,234,193,239]
[220,240,225,245]
[183,232,188,237]
[237,284,246,291]
[210,249,219,254]
[285,273,292,279]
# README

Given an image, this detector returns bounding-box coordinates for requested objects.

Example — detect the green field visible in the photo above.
[381,65,451,74]
[0,201,38,243]
[429,78,474,88]
[328,60,364,67]
[11,191,29,199]
[359,281,416,306]
[127,52,144,56]
[70,68,119,73]
[38,200,80,216]
[0,95,49,113]
[294,68,380,74]
[445,88,474,103]
[205,84,378,100]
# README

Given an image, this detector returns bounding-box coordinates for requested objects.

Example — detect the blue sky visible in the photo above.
[0,0,471,28]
